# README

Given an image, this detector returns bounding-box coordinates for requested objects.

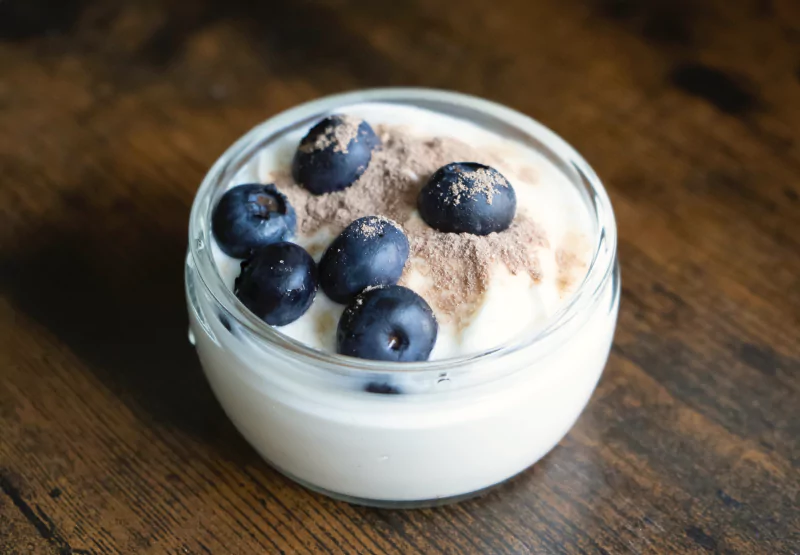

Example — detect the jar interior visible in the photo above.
[188,88,617,377]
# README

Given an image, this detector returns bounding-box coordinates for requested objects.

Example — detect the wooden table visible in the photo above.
[1,0,798,553]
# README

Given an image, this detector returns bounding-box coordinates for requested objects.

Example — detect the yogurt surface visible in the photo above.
[212,102,593,358]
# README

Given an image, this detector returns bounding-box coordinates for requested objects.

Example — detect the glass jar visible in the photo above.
[186,88,619,508]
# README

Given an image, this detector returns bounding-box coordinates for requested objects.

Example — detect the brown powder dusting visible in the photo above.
[556,233,591,296]
[556,248,580,294]
[276,127,502,236]
[400,215,546,327]
[448,166,508,206]
[360,221,380,238]
[299,115,362,154]
[518,164,539,185]
[358,216,399,239]
[315,310,337,338]
[273,124,548,324]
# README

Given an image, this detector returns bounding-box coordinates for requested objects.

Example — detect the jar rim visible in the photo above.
[188,88,617,374]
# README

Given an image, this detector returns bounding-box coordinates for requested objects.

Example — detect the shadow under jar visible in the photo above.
[185,88,620,508]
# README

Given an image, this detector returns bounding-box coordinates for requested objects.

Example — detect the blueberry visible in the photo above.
[292,114,381,195]
[364,382,402,394]
[234,242,317,326]
[337,285,437,362]
[417,162,516,235]
[319,216,409,304]
[218,312,241,337]
[212,183,296,258]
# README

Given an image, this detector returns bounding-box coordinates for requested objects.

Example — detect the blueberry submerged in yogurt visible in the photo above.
[218,312,233,332]
[364,382,402,395]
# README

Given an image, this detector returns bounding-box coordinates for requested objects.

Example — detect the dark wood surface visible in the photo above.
[1,0,798,553]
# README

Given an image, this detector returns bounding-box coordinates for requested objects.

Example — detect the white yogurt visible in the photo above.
[212,103,593,358]
[186,90,619,505]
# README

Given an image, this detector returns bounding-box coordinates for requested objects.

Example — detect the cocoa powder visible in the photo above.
[271,124,550,324]
[298,115,362,154]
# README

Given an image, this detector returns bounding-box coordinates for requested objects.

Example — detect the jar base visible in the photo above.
[264,458,528,509]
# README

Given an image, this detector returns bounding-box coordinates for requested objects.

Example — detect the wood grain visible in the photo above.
[1,0,798,553]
